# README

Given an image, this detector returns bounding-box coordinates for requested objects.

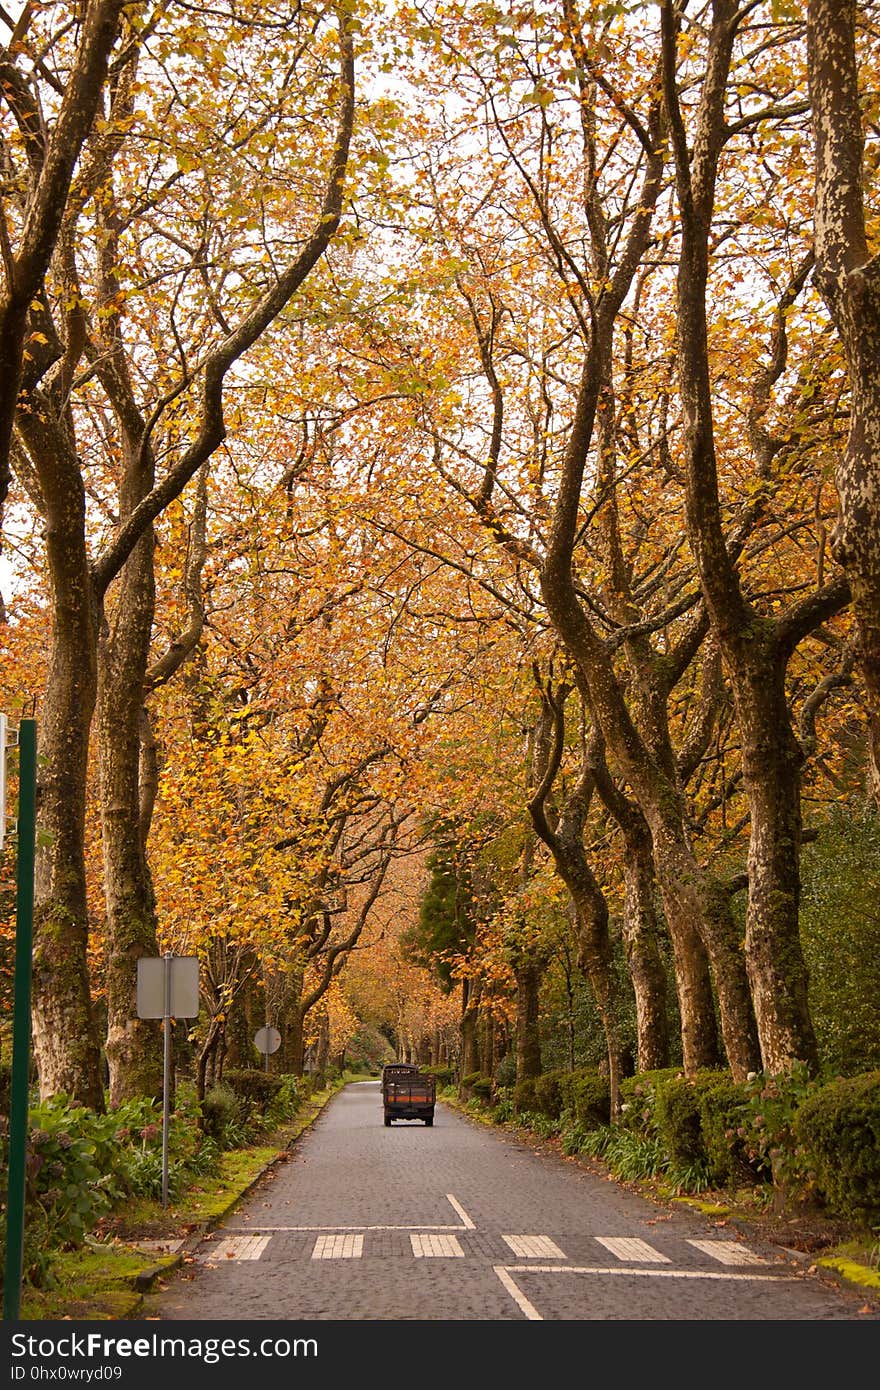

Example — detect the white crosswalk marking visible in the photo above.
[687,1239,766,1266]
[410,1233,464,1257]
[595,1236,670,1263]
[502,1235,566,1259]
[311,1234,364,1260]
[200,1235,270,1262]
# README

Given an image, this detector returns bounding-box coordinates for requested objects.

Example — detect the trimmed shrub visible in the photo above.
[266,1075,301,1125]
[794,1071,880,1223]
[223,1068,283,1122]
[740,1062,821,1196]
[533,1071,563,1119]
[200,1083,241,1143]
[654,1074,705,1168]
[422,1065,455,1087]
[619,1068,686,1136]
[558,1070,611,1129]
[512,1076,539,1114]
[694,1073,756,1187]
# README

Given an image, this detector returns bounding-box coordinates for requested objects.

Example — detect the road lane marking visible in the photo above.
[224,1223,466,1232]
[595,1236,671,1263]
[198,1235,270,1262]
[226,1193,477,1235]
[311,1234,364,1259]
[686,1239,767,1266]
[494,1267,543,1320]
[446,1194,476,1228]
[494,1263,798,1320]
[502,1235,566,1259]
[411,1234,464,1257]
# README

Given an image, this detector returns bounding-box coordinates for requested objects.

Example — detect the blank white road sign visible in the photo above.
[137,956,199,1019]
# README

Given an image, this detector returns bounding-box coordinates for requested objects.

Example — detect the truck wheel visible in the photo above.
[384,1116,392,1126]
[425,1116,433,1127]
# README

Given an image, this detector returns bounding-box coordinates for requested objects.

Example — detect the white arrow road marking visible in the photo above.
[502,1235,566,1259]
[311,1234,364,1259]
[411,1234,464,1257]
[595,1236,671,1263]
[686,1239,767,1265]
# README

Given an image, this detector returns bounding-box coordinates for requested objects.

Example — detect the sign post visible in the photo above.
[137,955,199,1207]
[2,718,37,1322]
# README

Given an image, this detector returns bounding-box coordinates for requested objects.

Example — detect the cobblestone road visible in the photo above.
[153,1082,880,1322]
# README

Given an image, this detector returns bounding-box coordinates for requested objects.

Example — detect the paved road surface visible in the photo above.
[154,1082,880,1322]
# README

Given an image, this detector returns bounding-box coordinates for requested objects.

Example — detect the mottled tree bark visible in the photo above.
[29,446,104,1108]
[275,964,306,1076]
[460,976,482,1078]
[513,961,542,1082]
[527,690,628,1107]
[99,520,164,1105]
[610,800,671,1073]
[808,0,880,793]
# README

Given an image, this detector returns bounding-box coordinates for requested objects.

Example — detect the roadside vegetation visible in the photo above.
[1,1070,355,1317]
[446,1064,880,1290]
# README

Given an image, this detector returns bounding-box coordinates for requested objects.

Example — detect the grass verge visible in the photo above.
[17,1077,352,1320]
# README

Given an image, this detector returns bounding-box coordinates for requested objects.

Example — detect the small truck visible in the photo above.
[381,1063,436,1126]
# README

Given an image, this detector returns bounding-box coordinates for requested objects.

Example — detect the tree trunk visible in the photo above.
[276,966,306,1076]
[460,976,481,1077]
[620,818,672,1072]
[527,698,627,1107]
[30,444,104,1108]
[808,0,880,809]
[99,524,164,1105]
[651,819,757,1076]
[736,641,817,1070]
[313,1010,330,1081]
[514,961,542,1082]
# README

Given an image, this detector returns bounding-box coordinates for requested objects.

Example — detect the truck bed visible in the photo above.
[382,1071,436,1126]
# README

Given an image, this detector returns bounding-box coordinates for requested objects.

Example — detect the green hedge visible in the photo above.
[461,1072,492,1100]
[512,1076,539,1114]
[619,1068,686,1135]
[558,1070,610,1129]
[794,1070,880,1223]
[422,1065,455,1086]
[654,1074,705,1168]
[695,1073,755,1186]
[514,1070,610,1129]
[223,1068,284,1114]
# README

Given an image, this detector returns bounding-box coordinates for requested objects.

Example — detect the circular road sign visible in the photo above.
[253,1026,282,1055]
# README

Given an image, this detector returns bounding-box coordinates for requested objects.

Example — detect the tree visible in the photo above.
[660,0,851,1071]
[11,0,355,1104]
[808,0,880,801]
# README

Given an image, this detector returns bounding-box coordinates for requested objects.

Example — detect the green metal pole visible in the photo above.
[3,719,37,1322]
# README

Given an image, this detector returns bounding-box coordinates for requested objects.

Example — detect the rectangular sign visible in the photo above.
[136,956,199,1019]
